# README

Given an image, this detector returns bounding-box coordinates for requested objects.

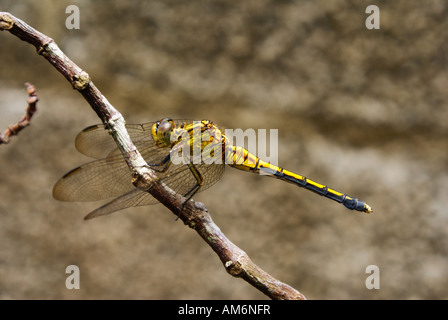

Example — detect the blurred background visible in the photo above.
[0,0,447,299]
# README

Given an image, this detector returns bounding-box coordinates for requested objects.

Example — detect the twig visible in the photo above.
[0,82,38,144]
[0,12,306,300]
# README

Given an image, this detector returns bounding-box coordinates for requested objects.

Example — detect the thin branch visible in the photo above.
[0,82,38,144]
[0,12,306,300]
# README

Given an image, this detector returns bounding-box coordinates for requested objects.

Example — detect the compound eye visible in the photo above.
[157,118,173,133]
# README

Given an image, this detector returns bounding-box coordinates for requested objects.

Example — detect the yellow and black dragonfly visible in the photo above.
[53,118,372,219]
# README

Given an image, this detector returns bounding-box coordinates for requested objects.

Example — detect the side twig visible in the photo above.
[0,12,306,300]
[0,82,38,144]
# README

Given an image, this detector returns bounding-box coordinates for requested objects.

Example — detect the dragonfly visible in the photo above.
[53,118,372,220]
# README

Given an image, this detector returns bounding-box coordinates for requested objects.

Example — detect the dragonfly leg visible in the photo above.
[181,163,203,205]
[147,143,187,173]
[174,163,203,220]
[146,153,173,173]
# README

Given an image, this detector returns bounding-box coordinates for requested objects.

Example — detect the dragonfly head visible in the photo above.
[152,118,175,147]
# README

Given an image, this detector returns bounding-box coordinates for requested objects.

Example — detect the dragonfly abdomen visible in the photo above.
[226,146,372,213]
[276,168,372,213]
[277,168,372,213]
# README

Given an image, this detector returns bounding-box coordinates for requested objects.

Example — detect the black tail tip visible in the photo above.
[343,197,373,213]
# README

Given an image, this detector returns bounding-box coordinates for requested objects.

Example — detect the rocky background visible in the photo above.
[0,0,447,299]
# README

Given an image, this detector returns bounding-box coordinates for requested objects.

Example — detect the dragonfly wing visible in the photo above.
[75,121,194,159]
[84,188,159,220]
[55,122,180,202]
[75,123,157,159]
[57,120,224,213]
[75,124,115,159]
[82,158,225,220]
[156,162,225,199]
[53,154,134,201]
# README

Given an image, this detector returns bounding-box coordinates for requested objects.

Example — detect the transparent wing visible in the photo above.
[53,151,226,201]
[84,188,159,220]
[54,119,226,218]
[75,120,193,160]
[154,162,225,199]
[75,123,155,159]
[53,154,133,201]
[83,162,226,219]
[54,120,190,201]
